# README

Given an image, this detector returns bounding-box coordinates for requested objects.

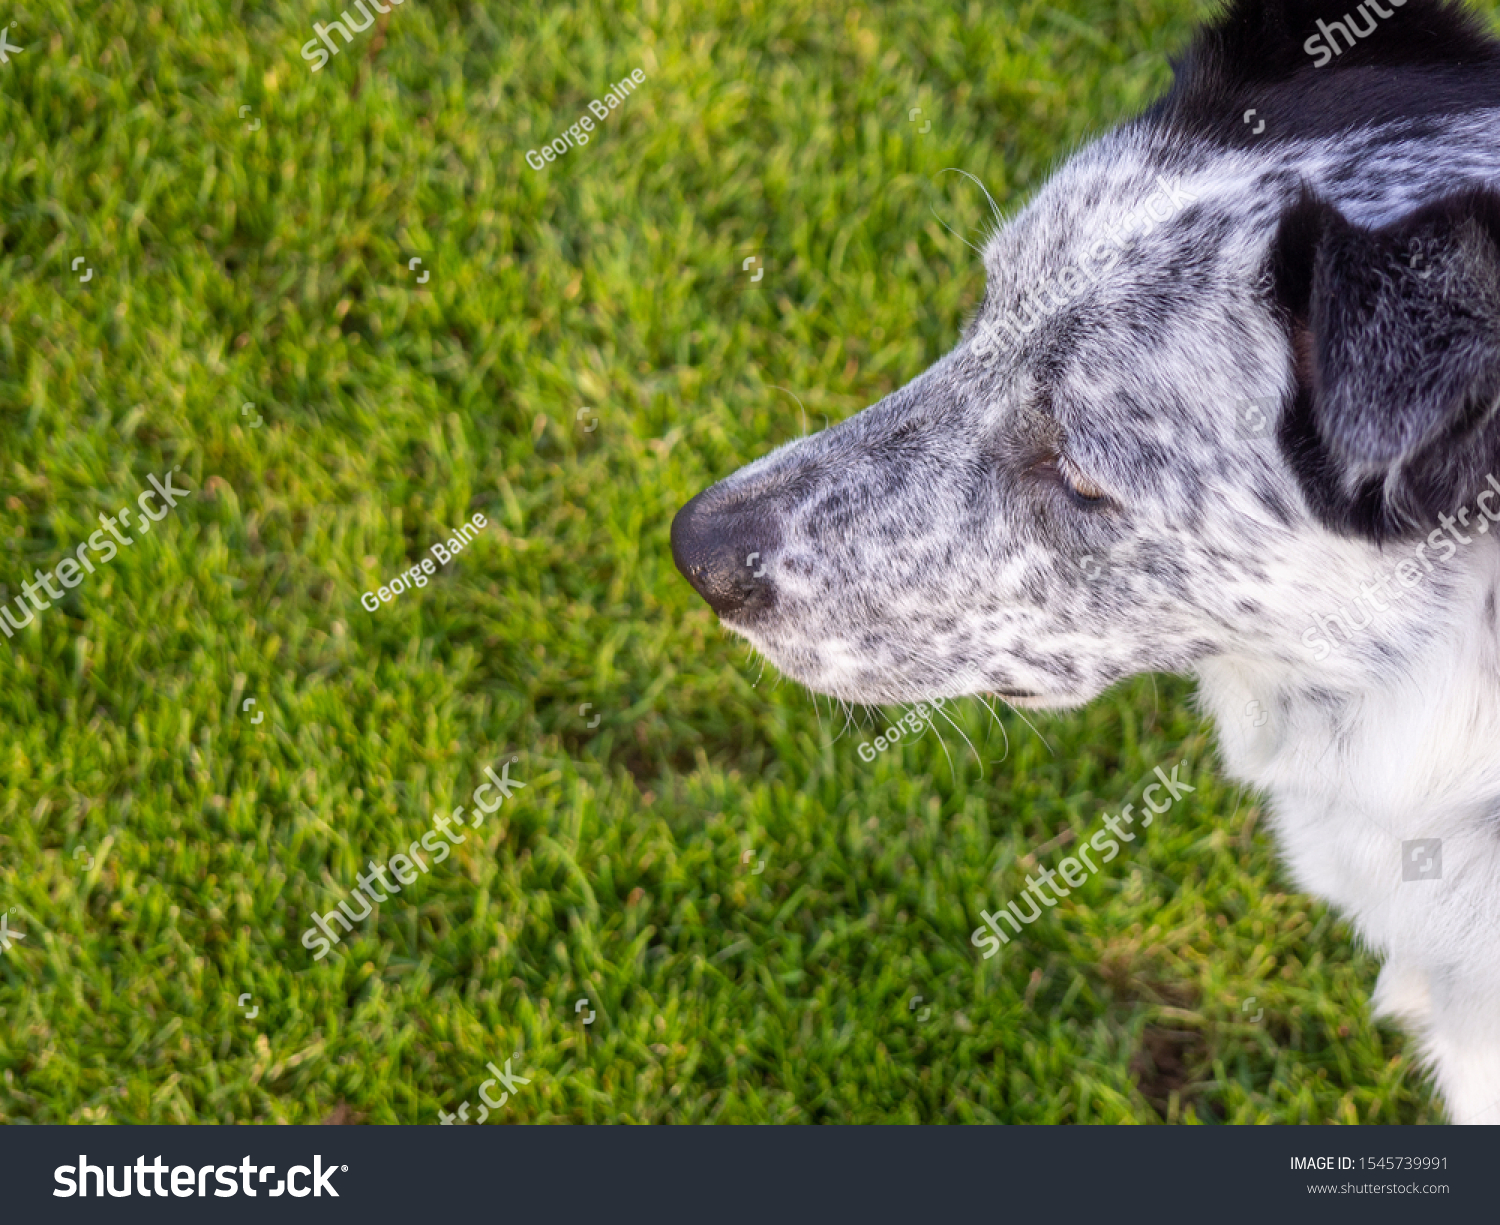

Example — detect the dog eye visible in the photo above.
[1056,458,1110,507]
[1025,450,1113,508]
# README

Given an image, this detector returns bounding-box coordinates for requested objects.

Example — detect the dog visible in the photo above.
[671,0,1500,1122]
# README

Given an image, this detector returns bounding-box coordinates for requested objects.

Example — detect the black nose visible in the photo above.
[671,487,781,618]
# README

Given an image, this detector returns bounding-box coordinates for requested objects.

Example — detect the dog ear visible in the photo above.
[1269,186,1500,540]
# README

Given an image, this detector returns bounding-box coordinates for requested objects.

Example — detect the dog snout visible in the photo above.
[671,487,781,619]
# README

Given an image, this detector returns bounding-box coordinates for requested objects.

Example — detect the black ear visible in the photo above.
[1270,185,1500,541]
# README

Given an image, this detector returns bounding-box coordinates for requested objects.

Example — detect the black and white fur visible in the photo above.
[671,0,1500,1122]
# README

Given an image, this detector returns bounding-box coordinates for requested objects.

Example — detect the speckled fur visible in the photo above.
[682,0,1500,1121]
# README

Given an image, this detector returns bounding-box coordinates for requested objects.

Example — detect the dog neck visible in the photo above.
[1196,541,1500,862]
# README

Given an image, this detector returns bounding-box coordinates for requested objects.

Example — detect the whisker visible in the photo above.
[995,694,1056,757]
[835,696,859,744]
[930,697,983,779]
[769,385,814,441]
[888,684,957,783]
[936,167,1008,245]
[928,712,958,783]
[974,692,1013,765]
[927,198,987,258]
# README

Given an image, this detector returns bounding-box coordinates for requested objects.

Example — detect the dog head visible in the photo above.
[672,0,1500,708]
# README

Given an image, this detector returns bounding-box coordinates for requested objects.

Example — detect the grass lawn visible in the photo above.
[3,0,1490,1124]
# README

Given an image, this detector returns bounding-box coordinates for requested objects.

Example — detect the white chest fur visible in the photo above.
[1195,542,1500,1122]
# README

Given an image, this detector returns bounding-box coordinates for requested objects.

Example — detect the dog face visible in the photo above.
[673,0,1500,709]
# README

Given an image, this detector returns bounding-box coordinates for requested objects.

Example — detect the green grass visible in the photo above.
[2,0,1489,1124]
